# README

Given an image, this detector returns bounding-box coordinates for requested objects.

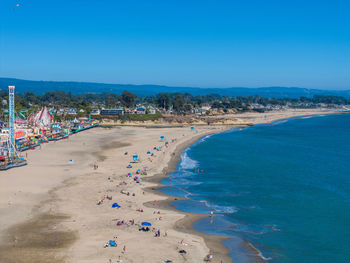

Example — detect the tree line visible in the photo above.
[0,90,348,115]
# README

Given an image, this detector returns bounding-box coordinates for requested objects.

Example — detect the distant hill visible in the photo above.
[1,77,350,98]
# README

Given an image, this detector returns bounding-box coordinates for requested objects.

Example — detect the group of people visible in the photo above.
[120,190,135,196]
[100,134,218,263]
[97,195,113,205]
[116,219,134,226]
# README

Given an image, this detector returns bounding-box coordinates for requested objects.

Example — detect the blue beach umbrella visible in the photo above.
[141,222,152,226]
[112,203,120,208]
[109,240,117,247]
[133,154,139,161]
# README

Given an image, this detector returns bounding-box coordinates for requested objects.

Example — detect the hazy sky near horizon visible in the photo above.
[0,0,349,89]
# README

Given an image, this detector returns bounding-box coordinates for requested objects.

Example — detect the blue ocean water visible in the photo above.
[160,114,350,263]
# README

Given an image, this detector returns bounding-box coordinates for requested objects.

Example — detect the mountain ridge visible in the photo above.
[1,77,349,98]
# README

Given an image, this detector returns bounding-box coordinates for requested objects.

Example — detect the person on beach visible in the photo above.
[123,245,126,254]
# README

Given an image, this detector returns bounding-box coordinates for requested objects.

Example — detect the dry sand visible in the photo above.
[0,109,346,263]
[211,108,344,125]
[0,126,229,263]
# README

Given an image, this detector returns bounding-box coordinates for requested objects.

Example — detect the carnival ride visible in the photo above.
[0,86,27,170]
[0,86,99,171]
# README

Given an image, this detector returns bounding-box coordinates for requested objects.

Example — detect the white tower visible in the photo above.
[8,86,15,158]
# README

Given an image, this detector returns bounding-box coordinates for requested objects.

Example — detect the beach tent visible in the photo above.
[147,151,151,154]
[160,136,165,141]
[133,154,140,162]
[109,240,117,247]
[112,203,120,208]
[190,126,195,131]
[141,222,152,226]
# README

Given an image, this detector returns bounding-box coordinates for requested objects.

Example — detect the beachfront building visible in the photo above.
[67,108,78,115]
[90,109,100,115]
[124,108,133,114]
[100,108,124,116]
[136,106,146,114]
[147,106,156,114]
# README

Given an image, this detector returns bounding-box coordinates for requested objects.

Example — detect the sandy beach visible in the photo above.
[0,109,347,263]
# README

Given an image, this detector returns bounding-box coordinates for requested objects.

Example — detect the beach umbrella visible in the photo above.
[141,222,152,226]
[112,203,120,208]
[109,240,117,247]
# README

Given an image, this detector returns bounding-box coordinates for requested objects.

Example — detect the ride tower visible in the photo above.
[8,86,15,158]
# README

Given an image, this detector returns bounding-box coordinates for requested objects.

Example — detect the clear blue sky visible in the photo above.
[0,0,349,89]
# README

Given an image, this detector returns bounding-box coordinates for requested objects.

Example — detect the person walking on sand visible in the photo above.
[123,245,126,254]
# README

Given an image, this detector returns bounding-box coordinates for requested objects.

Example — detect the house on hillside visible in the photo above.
[67,108,77,115]
[100,108,124,116]
[90,109,100,115]
[147,106,156,114]
[136,106,146,114]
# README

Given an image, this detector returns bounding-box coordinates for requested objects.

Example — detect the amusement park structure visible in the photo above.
[0,85,98,171]
[8,85,15,158]
[0,86,27,170]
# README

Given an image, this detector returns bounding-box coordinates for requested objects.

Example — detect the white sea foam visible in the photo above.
[179,150,198,170]
[271,224,281,232]
[211,204,238,214]
[199,200,238,214]
[253,245,272,261]
[198,134,213,143]
[271,119,288,125]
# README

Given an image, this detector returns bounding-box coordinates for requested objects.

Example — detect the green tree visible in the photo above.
[119,91,137,107]
[172,95,185,113]
[156,93,170,110]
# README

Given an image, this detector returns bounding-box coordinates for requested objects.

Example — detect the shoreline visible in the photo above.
[143,110,350,263]
[0,110,348,263]
[142,127,234,263]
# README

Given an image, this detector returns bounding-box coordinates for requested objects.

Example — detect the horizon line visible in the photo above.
[1,76,349,91]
